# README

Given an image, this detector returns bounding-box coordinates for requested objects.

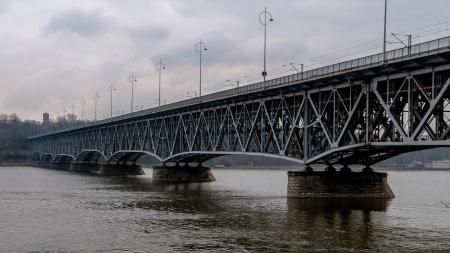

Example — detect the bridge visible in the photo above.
[29,36,450,198]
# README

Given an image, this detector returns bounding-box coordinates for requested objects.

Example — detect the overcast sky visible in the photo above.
[1,0,450,121]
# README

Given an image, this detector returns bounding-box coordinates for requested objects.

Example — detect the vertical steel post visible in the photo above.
[129,74,137,113]
[80,99,86,121]
[93,92,99,122]
[156,60,165,111]
[303,91,309,161]
[195,40,207,103]
[263,7,267,83]
[383,0,387,62]
[131,76,134,113]
[259,7,273,88]
[332,87,336,143]
[407,34,412,55]
[365,83,370,144]
[109,84,115,118]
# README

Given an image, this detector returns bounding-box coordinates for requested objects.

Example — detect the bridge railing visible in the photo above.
[191,36,450,104]
[30,36,450,138]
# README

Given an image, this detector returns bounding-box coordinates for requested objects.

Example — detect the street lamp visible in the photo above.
[93,92,100,121]
[156,59,166,111]
[259,6,274,85]
[80,99,87,121]
[109,84,116,118]
[70,103,76,115]
[195,39,208,102]
[70,104,76,126]
[129,73,138,113]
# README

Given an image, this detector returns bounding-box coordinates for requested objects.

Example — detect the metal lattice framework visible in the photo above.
[30,37,450,166]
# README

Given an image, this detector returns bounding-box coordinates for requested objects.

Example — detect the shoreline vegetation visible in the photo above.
[0,161,37,167]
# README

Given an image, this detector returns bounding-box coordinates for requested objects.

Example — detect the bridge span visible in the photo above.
[29,36,450,198]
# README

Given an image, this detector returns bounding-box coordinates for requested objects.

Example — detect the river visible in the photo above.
[0,166,449,252]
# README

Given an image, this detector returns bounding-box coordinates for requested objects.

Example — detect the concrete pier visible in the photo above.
[37,161,51,169]
[287,169,394,198]
[70,162,101,172]
[50,161,71,170]
[153,165,216,183]
[98,164,145,175]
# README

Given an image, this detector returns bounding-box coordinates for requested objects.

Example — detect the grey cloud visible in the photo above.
[0,0,14,13]
[2,0,450,120]
[126,25,170,42]
[44,9,110,37]
[150,30,238,67]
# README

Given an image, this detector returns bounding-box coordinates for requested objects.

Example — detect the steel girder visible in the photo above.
[30,66,450,166]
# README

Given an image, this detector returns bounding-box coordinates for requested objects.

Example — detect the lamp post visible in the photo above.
[156,59,166,110]
[80,99,87,121]
[70,103,76,115]
[109,84,116,118]
[259,6,274,85]
[70,104,76,125]
[93,92,100,121]
[129,73,138,113]
[195,40,208,102]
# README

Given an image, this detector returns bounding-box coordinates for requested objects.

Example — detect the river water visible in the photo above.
[0,166,450,252]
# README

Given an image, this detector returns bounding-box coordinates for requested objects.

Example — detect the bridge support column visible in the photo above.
[152,165,216,183]
[37,161,51,169]
[70,162,101,172]
[287,168,394,198]
[98,163,145,175]
[50,161,72,170]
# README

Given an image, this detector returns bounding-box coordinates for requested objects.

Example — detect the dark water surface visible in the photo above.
[1,166,450,252]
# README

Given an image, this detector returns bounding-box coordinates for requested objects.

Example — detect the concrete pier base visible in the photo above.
[70,163,101,172]
[287,170,394,198]
[38,161,51,168]
[153,166,216,183]
[50,162,71,170]
[98,164,145,175]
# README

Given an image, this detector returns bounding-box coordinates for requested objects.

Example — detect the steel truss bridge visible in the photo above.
[30,36,450,168]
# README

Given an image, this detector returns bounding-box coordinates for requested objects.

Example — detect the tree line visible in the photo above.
[0,113,88,162]
[0,113,34,161]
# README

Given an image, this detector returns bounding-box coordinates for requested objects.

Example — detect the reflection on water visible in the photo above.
[288,198,391,212]
[286,198,391,251]
[0,166,450,252]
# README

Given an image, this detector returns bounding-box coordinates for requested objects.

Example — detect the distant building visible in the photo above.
[43,113,49,128]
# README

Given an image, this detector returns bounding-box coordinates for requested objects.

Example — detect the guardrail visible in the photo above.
[30,36,450,138]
